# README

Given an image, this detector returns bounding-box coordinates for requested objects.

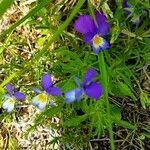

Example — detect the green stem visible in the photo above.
[98,52,115,150]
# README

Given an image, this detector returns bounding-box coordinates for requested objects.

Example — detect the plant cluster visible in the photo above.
[0,0,150,149]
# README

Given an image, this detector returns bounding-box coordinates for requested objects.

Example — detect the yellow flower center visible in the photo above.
[38,93,48,103]
[92,34,102,46]
[9,98,15,104]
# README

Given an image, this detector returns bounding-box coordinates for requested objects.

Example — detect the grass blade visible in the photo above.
[0,0,14,18]
[0,0,85,88]
[0,0,53,39]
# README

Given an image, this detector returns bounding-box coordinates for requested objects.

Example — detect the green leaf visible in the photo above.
[111,81,137,100]
[140,91,150,109]
[110,25,120,44]
[0,72,17,89]
[142,133,150,139]
[36,37,47,47]
[60,78,76,92]
[112,117,137,130]
[0,0,85,88]
[110,105,121,120]
[34,106,61,124]
[63,114,88,127]
[0,0,14,18]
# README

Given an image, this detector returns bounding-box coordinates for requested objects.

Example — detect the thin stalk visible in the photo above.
[0,31,13,54]
[0,0,53,39]
[98,52,115,150]
[33,0,85,60]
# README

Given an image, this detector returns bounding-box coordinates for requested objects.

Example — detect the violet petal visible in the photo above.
[83,32,95,45]
[84,82,103,99]
[13,91,25,101]
[64,88,83,104]
[74,15,96,34]
[82,68,97,86]
[46,87,61,97]
[5,83,13,95]
[95,11,109,36]
[41,73,53,90]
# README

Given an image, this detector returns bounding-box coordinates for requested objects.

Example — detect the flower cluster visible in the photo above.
[74,11,109,54]
[1,69,102,112]
[1,10,110,113]
[65,68,102,103]
[32,73,61,110]
[2,84,25,112]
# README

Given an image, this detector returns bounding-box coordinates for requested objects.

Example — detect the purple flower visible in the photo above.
[2,83,25,113]
[65,68,103,104]
[74,11,109,54]
[32,73,61,110]
[122,0,140,25]
[122,0,130,12]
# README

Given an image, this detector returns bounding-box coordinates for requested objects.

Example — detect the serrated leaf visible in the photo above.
[110,25,120,44]
[63,114,88,127]
[140,92,150,109]
[112,81,137,100]
[112,117,137,130]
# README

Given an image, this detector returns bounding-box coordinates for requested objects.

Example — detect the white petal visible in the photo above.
[2,98,15,113]
[49,98,56,106]
[38,102,47,110]
[32,93,48,110]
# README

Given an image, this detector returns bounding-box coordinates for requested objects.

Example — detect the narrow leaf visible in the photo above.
[112,117,137,130]
[63,114,88,127]
[0,0,14,18]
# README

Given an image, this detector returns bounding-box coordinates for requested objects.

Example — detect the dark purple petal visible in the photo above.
[74,15,96,34]
[82,68,97,86]
[84,82,103,99]
[5,83,13,95]
[13,91,25,101]
[122,0,129,8]
[122,0,131,15]
[41,73,53,90]
[83,32,95,45]
[95,11,109,36]
[46,87,61,97]
[64,88,83,104]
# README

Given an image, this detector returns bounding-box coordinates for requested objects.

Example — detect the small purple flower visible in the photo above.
[74,11,109,54]
[65,68,103,104]
[2,83,25,113]
[32,73,61,110]
[122,0,140,25]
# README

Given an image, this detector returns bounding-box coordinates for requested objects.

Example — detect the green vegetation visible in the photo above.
[0,0,150,149]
